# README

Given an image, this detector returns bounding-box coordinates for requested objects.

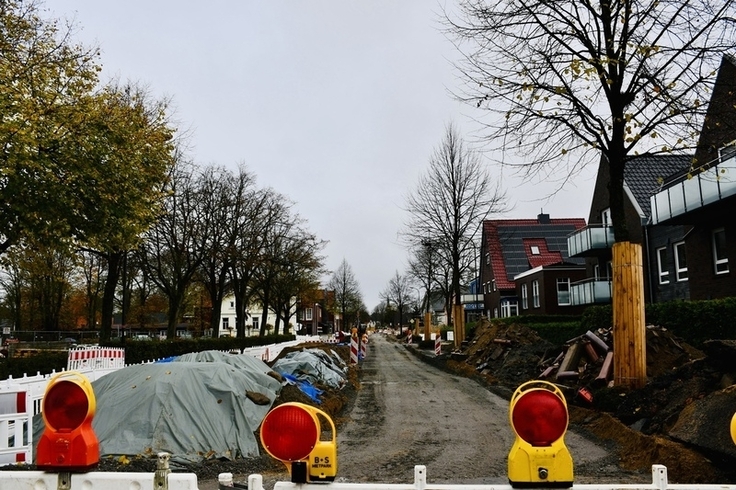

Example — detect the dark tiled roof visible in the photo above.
[483,217,586,290]
[624,154,691,218]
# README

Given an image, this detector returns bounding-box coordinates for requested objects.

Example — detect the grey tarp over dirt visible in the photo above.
[271,348,348,388]
[34,353,282,464]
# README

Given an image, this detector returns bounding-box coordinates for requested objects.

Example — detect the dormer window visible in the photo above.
[530,245,540,255]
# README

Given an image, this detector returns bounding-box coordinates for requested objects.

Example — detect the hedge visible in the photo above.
[579,298,736,347]
[0,334,297,379]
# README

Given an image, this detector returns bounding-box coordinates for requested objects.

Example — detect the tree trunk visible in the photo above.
[100,251,122,341]
[167,292,183,339]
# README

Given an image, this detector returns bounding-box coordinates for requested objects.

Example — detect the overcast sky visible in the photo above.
[49,1,598,310]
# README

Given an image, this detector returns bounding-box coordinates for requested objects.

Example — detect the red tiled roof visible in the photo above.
[523,238,563,268]
[483,217,586,291]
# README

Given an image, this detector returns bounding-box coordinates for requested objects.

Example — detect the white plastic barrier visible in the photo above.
[67,346,125,371]
[0,389,31,465]
[248,465,736,490]
[243,336,321,362]
[0,453,196,489]
[0,471,198,490]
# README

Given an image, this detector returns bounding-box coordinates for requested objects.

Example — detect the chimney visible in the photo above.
[537,212,550,224]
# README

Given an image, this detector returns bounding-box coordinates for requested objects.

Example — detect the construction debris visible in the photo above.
[461,321,704,405]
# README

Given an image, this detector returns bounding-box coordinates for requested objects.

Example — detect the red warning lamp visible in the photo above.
[260,403,319,462]
[260,402,337,483]
[508,380,573,488]
[511,388,568,446]
[37,372,99,471]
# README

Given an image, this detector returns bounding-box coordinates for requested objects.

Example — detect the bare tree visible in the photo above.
[140,162,209,339]
[447,0,736,241]
[403,124,506,321]
[380,271,414,326]
[196,164,256,336]
[266,225,326,334]
[327,259,363,331]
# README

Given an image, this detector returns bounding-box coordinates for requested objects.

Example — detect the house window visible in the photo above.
[500,299,518,317]
[230,301,234,308]
[532,280,540,308]
[492,279,497,291]
[674,242,688,281]
[557,277,571,305]
[713,228,729,274]
[602,208,612,226]
[222,317,229,329]
[252,318,259,330]
[656,247,669,284]
[521,284,528,309]
[530,246,540,255]
[305,307,313,321]
[485,253,490,265]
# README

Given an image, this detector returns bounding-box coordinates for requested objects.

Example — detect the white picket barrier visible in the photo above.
[0,389,31,465]
[248,464,736,490]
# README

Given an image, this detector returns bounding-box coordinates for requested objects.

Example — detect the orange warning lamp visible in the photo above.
[37,372,99,471]
[508,380,573,488]
[260,402,337,483]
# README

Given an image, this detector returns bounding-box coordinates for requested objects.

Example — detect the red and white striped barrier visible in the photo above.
[67,346,125,371]
[0,389,31,464]
[359,339,366,360]
[406,331,412,344]
[435,336,441,356]
[350,336,358,364]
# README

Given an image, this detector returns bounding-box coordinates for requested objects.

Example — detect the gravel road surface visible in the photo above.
[202,333,643,489]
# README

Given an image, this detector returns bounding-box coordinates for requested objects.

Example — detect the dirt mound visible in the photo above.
[464,321,556,388]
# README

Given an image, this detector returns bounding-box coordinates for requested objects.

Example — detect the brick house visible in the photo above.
[479,214,587,317]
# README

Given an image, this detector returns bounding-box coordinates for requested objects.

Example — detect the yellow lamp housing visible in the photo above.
[507,380,573,488]
[260,402,337,483]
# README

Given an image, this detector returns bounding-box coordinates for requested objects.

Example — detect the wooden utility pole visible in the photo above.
[612,242,647,389]
[453,304,465,348]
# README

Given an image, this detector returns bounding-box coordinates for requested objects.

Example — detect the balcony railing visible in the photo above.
[650,156,736,225]
[567,225,615,257]
[570,278,612,305]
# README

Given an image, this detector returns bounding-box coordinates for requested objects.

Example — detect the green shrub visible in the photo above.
[646,298,736,346]
[0,352,69,380]
[580,305,613,331]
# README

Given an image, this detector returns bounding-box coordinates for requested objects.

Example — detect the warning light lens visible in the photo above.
[44,380,90,431]
[511,389,567,446]
[261,404,318,461]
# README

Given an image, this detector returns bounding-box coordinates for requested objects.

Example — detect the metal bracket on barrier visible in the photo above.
[155,452,171,490]
[57,471,71,490]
